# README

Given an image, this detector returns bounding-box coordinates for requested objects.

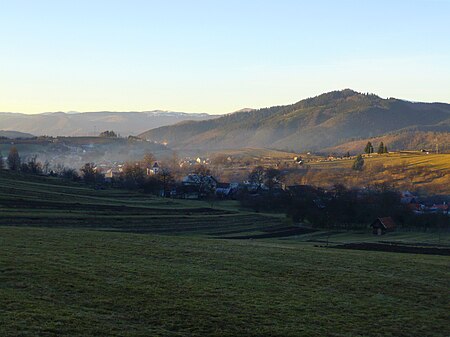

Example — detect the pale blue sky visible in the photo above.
[1,0,449,114]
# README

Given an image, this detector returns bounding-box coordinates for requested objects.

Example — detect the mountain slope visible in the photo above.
[0,130,35,139]
[0,111,217,137]
[139,90,450,152]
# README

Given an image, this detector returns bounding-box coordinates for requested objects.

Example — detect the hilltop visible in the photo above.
[139,89,450,152]
[0,110,217,137]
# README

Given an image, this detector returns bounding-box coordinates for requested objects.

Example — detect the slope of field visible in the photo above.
[0,171,286,237]
[1,172,449,336]
[310,152,450,171]
[139,89,450,152]
[302,152,450,194]
[1,227,449,337]
[324,131,450,154]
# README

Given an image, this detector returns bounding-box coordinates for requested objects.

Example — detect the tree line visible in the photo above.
[0,147,49,174]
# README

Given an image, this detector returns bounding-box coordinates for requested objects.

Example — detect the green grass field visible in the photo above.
[1,171,449,336]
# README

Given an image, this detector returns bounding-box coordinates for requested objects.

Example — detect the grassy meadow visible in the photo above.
[303,152,450,194]
[1,171,449,336]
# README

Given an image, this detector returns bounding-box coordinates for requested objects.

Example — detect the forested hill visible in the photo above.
[139,89,450,152]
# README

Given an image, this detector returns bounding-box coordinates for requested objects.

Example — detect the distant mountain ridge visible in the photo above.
[138,89,450,152]
[0,111,217,137]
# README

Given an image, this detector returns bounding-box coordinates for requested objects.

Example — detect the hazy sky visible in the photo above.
[1,0,449,114]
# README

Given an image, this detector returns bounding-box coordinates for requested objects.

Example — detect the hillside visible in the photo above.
[0,130,34,139]
[324,131,450,154]
[0,111,217,137]
[1,173,449,336]
[139,90,450,152]
[302,152,450,195]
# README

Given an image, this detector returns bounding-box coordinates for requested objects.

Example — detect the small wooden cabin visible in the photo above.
[370,217,396,235]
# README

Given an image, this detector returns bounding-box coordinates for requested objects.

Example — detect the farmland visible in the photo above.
[1,172,449,336]
[0,171,288,236]
[300,152,450,195]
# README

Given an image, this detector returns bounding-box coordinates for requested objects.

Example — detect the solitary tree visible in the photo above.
[384,144,388,153]
[157,168,174,197]
[364,142,374,154]
[81,163,97,184]
[248,166,265,189]
[7,147,21,171]
[352,154,365,171]
[192,164,214,196]
[123,163,146,188]
[141,152,156,169]
[377,142,385,154]
[0,151,3,169]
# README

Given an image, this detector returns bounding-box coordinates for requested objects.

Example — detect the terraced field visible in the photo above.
[0,171,286,236]
[1,171,449,336]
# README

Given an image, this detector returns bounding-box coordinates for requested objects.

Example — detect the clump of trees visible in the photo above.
[20,155,43,174]
[248,166,282,190]
[364,142,374,154]
[99,130,118,138]
[238,166,286,212]
[365,141,388,154]
[377,142,388,154]
[239,181,449,231]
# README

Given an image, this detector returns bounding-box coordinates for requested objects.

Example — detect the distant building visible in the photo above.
[146,162,160,175]
[400,191,418,204]
[426,203,449,215]
[370,217,397,235]
[215,182,239,198]
[104,168,121,182]
[182,174,218,188]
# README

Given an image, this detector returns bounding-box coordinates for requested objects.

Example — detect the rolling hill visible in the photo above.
[0,130,35,139]
[0,110,217,137]
[139,89,450,152]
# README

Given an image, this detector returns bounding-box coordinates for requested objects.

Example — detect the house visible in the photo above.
[425,203,449,215]
[215,182,232,197]
[182,174,218,187]
[104,168,121,181]
[215,182,239,198]
[400,191,418,204]
[293,156,303,165]
[181,174,218,198]
[146,162,160,175]
[370,217,397,235]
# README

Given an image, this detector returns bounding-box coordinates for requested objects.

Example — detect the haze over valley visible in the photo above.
[0,110,216,137]
[1,1,449,336]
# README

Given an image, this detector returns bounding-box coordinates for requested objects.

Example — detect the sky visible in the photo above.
[1,0,449,114]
